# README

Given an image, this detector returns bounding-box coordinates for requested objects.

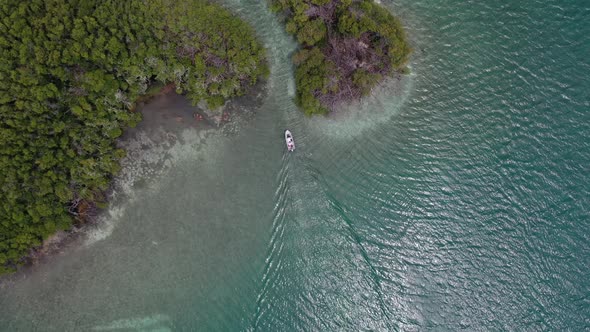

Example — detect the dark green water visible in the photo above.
[1,0,589,330]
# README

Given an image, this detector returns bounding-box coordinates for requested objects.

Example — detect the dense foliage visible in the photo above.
[271,0,411,114]
[0,0,267,274]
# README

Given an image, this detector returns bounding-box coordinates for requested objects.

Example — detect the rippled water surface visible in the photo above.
[1,0,589,330]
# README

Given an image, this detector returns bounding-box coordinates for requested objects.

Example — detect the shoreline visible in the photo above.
[270,0,411,115]
[0,81,268,281]
[0,0,269,274]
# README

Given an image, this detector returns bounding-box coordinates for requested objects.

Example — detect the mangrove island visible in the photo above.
[0,0,267,274]
[270,0,412,114]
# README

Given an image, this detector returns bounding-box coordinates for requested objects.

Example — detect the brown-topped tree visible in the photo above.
[271,0,411,114]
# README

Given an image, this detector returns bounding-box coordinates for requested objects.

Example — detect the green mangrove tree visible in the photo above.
[0,0,267,274]
[271,0,411,114]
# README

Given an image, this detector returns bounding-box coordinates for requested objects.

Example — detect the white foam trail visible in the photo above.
[84,205,121,245]
[306,70,415,138]
[82,98,263,246]
[84,124,223,246]
[287,77,295,97]
[91,314,172,331]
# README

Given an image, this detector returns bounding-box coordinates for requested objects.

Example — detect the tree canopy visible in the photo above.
[0,0,267,274]
[271,0,411,114]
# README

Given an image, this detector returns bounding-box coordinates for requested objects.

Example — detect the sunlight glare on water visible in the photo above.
[0,0,589,330]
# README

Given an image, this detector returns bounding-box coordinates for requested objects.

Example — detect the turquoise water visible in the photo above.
[1,0,589,330]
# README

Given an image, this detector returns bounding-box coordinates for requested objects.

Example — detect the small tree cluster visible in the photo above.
[271,0,411,114]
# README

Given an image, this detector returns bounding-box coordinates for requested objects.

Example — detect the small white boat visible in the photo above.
[285,130,295,151]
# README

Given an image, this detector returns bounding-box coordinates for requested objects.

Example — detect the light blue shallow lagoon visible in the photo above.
[1,0,589,330]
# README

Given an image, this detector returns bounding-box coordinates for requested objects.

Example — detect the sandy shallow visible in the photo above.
[0,85,267,281]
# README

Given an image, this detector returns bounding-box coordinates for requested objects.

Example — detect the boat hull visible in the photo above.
[285,130,295,151]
